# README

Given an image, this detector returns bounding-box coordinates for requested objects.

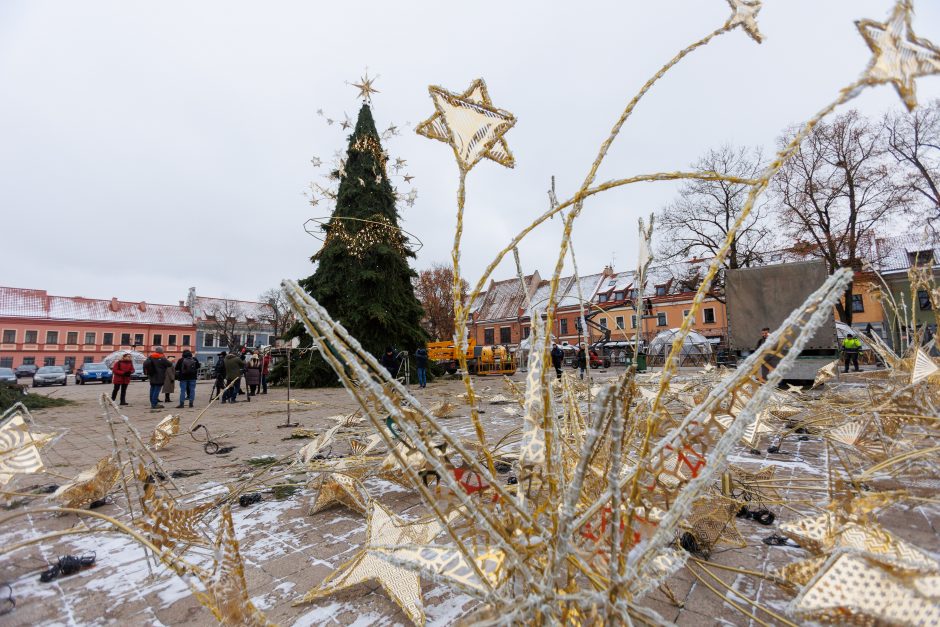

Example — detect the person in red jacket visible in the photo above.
[110,353,135,406]
[261,352,271,395]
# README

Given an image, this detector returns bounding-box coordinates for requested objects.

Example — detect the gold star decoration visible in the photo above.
[856,0,940,111]
[341,114,352,130]
[403,174,415,183]
[149,414,180,451]
[416,78,516,171]
[350,72,380,103]
[725,0,763,43]
[194,506,274,626]
[52,456,121,509]
[295,501,443,625]
[0,406,57,488]
[134,468,214,550]
[311,156,322,168]
[308,472,371,515]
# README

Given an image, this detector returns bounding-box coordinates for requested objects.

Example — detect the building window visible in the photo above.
[134,333,144,346]
[0,357,11,368]
[615,316,624,329]
[560,319,568,335]
[66,331,78,345]
[851,294,865,313]
[84,332,96,345]
[631,315,637,329]
[204,333,215,347]
[655,285,667,297]
[169,334,178,346]
[22,356,35,365]
[522,326,530,339]
[484,328,495,345]
[2,330,14,343]
[102,332,114,345]
[627,288,639,300]
[120,333,131,345]
[918,290,932,311]
[83,356,94,364]
[613,291,624,301]
[909,250,934,266]
[599,318,608,329]
[153,334,162,347]
[24,330,38,344]
[63,356,76,372]
[597,293,609,303]
[703,308,716,324]
[232,335,242,347]
[46,331,59,344]
[246,334,256,347]
[499,327,511,344]
[683,310,694,324]
[657,312,667,327]
[43,357,56,366]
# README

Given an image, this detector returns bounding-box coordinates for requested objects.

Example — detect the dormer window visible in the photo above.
[597,293,609,303]
[909,249,934,266]
[655,285,667,296]
[613,291,624,301]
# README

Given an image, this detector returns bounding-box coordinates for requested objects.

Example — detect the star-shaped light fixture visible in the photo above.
[856,0,940,111]
[0,406,57,488]
[350,72,380,103]
[295,501,443,625]
[416,78,516,172]
[308,472,370,515]
[725,0,763,43]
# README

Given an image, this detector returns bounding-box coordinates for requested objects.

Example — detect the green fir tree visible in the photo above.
[283,103,426,387]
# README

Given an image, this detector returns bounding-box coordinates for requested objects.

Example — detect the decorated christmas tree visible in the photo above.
[286,102,426,387]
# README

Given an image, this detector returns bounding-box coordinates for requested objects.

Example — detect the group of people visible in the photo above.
[550,343,588,380]
[210,349,270,404]
[381,346,430,388]
[108,346,270,411]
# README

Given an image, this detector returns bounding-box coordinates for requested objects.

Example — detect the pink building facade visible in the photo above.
[0,287,195,372]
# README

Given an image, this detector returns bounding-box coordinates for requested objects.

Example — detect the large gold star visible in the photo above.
[0,406,56,488]
[416,78,516,171]
[857,0,940,111]
[52,456,121,509]
[295,501,444,625]
[725,0,763,44]
[350,72,380,103]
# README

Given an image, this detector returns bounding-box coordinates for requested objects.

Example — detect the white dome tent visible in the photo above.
[646,328,714,367]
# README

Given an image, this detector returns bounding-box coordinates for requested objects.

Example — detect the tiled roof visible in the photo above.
[473,276,532,321]
[0,287,194,325]
[874,233,940,274]
[191,296,273,323]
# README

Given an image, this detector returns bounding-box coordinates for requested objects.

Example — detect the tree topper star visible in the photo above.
[725,0,763,44]
[350,72,380,103]
[856,0,940,111]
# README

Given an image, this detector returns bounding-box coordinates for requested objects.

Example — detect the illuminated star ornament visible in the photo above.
[0,405,58,488]
[856,0,940,111]
[416,78,516,171]
[350,72,380,103]
[725,0,763,43]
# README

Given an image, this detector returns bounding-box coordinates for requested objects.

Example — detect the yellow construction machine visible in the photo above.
[426,339,517,376]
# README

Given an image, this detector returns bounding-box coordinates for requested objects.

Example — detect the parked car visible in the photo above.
[15,364,38,378]
[76,363,113,385]
[130,364,148,381]
[33,365,67,387]
[0,367,17,384]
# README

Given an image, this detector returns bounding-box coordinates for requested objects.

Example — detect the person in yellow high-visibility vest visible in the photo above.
[842,333,862,373]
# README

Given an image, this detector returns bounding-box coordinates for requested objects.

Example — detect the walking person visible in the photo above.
[244,355,262,398]
[110,353,134,406]
[576,344,587,380]
[415,346,428,388]
[163,356,176,404]
[261,351,270,394]
[842,333,862,373]
[143,347,172,410]
[551,343,564,380]
[211,351,227,401]
[222,351,245,403]
[175,349,200,408]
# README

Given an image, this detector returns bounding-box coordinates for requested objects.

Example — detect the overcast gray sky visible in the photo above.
[1,1,938,305]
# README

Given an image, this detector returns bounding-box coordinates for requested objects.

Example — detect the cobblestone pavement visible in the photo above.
[1,369,936,625]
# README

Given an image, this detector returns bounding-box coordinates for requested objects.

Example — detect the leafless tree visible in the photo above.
[205,299,257,352]
[773,110,909,325]
[414,264,468,341]
[655,145,773,301]
[259,288,296,341]
[884,100,940,225]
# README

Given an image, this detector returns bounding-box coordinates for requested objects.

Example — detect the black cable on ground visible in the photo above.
[0,583,13,616]
[39,552,96,583]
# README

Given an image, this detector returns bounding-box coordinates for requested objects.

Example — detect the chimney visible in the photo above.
[109,297,120,312]
[603,264,614,277]
[179,300,184,306]
[138,301,147,312]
